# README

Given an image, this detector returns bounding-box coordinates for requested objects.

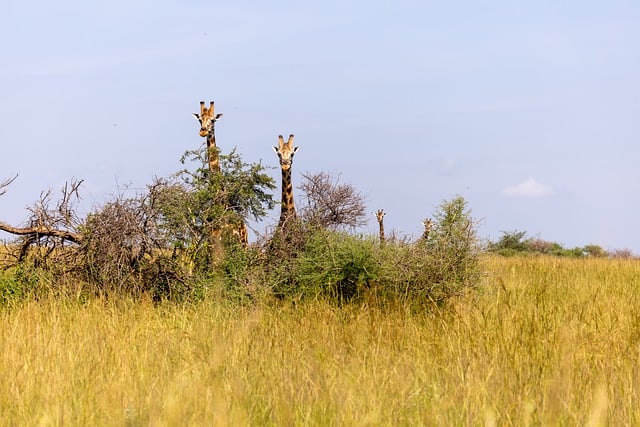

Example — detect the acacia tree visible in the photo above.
[154,146,276,271]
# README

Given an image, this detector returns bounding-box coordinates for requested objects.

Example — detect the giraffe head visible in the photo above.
[375,209,386,224]
[193,101,223,137]
[273,134,299,171]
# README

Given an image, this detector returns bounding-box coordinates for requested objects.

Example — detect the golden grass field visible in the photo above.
[1,256,639,426]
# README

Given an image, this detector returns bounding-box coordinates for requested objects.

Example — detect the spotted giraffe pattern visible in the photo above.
[375,209,386,243]
[273,134,299,228]
[193,101,223,173]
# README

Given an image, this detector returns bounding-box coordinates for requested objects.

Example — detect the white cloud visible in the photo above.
[501,177,553,198]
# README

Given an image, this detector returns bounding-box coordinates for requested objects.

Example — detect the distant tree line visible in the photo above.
[487,230,636,259]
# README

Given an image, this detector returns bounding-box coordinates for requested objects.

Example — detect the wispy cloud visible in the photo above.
[501,177,553,198]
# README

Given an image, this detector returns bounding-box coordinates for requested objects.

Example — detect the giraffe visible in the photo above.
[193,101,248,247]
[422,218,433,241]
[193,101,223,173]
[375,209,386,243]
[273,134,299,228]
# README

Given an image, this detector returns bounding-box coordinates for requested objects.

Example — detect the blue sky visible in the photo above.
[1,0,639,252]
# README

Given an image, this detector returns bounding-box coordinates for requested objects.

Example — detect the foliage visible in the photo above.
[583,244,608,258]
[0,144,276,301]
[0,266,37,307]
[487,230,528,256]
[488,231,621,258]
[72,146,276,299]
[422,196,482,288]
[256,196,482,307]
[166,147,276,270]
[178,147,276,223]
[289,230,380,302]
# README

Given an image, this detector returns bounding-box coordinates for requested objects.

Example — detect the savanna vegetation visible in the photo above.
[0,140,481,306]
[0,256,638,425]
[1,120,638,425]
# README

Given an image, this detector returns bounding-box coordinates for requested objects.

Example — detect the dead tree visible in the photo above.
[0,178,83,263]
[298,171,367,231]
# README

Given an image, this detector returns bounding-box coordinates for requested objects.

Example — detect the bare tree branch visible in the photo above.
[0,179,84,263]
[298,171,367,230]
[0,175,17,197]
[0,221,81,243]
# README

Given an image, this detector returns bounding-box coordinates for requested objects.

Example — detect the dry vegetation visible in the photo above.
[0,255,638,425]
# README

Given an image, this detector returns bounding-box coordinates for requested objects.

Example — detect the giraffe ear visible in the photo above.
[193,113,200,121]
[272,146,279,153]
[215,113,223,120]
[293,146,300,153]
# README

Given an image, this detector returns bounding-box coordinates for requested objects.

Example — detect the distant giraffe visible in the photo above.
[193,101,248,246]
[422,218,433,241]
[273,134,299,228]
[375,209,386,243]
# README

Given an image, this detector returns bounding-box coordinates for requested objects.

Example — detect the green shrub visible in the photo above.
[293,230,380,302]
[263,196,482,307]
[488,230,529,255]
[0,265,50,307]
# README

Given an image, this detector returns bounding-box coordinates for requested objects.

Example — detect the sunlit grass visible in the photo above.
[0,256,639,425]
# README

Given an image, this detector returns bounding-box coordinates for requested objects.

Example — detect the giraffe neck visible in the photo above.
[206,130,220,174]
[279,166,296,226]
[378,221,385,242]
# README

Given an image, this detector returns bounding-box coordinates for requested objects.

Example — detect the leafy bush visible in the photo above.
[488,230,529,256]
[292,230,379,302]
[260,196,482,307]
[0,267,34,307]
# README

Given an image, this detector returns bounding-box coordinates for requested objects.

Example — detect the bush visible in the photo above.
[0,267,34,307]
[261,196,482,307]
[293,230,380,302]
[583,244,608,258]
[488,230,529,255]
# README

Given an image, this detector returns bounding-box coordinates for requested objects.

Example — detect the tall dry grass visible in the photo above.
[0,256,639,425]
